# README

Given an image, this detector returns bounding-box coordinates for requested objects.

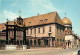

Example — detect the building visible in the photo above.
[24,12,65,47]
[0,11,79,47]
[62,17,79,48]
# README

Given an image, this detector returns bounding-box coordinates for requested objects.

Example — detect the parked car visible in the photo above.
[78,50,80,55]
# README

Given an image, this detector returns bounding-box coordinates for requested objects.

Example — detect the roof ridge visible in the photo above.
[23,11,57,19]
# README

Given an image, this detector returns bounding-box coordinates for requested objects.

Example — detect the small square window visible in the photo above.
[40,20,43,21]
[40,20,43,23]
[29,22,31,24]
[44,19,48,22]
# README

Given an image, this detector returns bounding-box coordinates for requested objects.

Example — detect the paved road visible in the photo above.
[0,47,80,55]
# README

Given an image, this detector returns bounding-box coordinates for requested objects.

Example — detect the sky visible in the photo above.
[0,0,80,36]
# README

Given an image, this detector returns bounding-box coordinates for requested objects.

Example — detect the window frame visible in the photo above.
[38,28,40,33]
[49,26,51,32]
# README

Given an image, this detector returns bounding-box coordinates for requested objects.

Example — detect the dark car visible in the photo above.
[78,50,80,55]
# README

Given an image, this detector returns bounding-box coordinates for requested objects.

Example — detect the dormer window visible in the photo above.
[29,22,31,24]
[40,20,43,23]
[44,19,48,22]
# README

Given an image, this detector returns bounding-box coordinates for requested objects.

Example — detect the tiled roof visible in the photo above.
[23,11,63,26]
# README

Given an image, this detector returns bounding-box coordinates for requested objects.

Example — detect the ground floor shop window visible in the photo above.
[26,39,29,46]
[38,39,41,45]
[44,39,48,46]
[34,39,36,46]
[30,40,32,45]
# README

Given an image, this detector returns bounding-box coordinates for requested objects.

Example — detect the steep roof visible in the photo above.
[23,11,63,26]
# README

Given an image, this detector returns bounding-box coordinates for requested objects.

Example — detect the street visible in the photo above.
[0,47,79,55]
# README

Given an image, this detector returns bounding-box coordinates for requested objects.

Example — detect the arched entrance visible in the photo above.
[34,39,36,46]
[10,39,14,44]
[30,40,32,46]
[44,39,48,46]
[26,39,29,46]
[38,39,41,46]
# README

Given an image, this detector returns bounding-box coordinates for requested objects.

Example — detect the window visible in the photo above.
[68,32,70,34]
[29,22,31,24]
[49,33,51,37]
[63,39,64,42]
[43,27,45,33]
[60,28,61,32]
[57,39,59,41]
[40,20,43,22]
[44,19,48,22]
[27,30,28,35]
[40,20,43,23]
[38,28,40,33]
[60,39,61,42]
[30,29,32,34]
[67,27,69,30]
[71,28,72,30]
[49,26,51,32]
[29,22,31,23]
[34,28,36,34]
[30,40,32,45]
[38,39,41,45]
[34,40,36,45]
[57,27,58,33]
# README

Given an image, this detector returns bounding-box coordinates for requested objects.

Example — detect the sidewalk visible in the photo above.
[0,47,79,55]
[29,47,62,50]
